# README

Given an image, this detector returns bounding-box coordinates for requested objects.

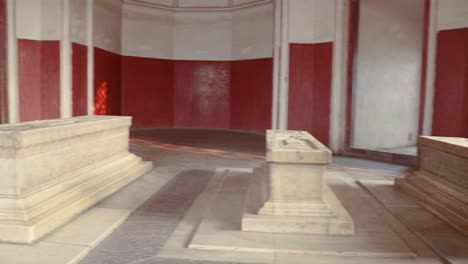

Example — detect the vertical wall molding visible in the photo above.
[329,0,348,153]
[422,0,438,135]
[344,0,359,149]
[272,0,280,129]
[6,0,18,123]
[60,0,72,118]
[87,0,94,115]
[272,0,289,130]
[277,0,289,130]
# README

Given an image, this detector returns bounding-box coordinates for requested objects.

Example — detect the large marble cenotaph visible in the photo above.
[397,136,468,235]
[242,130,355,234]
[0,116,152,244]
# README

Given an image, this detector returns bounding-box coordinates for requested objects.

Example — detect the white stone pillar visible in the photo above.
[272,0,289,130]
[272,0,280,129]
[277,0,289,130]
[329,0,348,153]
[60,0,73,118]
[6,0,19,123]
[422,0,438,136]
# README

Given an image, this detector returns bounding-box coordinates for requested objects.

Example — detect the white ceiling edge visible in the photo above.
[122,0,272,12]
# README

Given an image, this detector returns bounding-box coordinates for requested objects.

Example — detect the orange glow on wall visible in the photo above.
[94,81,108,115]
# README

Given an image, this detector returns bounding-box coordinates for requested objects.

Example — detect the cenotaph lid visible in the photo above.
[419,136,468,159]
[266,130,331,164]
[0,116,131,148]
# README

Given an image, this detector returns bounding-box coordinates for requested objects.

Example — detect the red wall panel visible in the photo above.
[18,39,41,121]
[40,41,60,119]
[18,39,60,122]
[121,56,173,128]
[120,58,274,132]
[231,58,273,134]
[288,43,333,146]
[17,40,273,134]
[173,61,231,129]
[432,28,468,137]
[72,43,88,116]
[94,47,121,116]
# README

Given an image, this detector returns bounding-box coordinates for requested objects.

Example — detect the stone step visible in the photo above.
[258,201,337,217]
[0,154,152,244]
[396,175,468,236]
[0,153,140,221]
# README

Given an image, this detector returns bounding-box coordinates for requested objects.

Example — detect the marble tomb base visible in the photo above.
[242,130,354,235]
[0,163,175,264]
[0,116,152,244]
[396,136,468,235]
[158,167,441,263]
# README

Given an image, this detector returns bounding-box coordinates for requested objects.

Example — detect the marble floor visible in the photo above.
[76,129,465,264]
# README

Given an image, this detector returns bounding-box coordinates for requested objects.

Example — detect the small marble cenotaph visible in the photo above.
[242,130,354,235]
[0,116,152,244]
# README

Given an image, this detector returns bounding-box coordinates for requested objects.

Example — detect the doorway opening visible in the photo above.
[344,0,429,163]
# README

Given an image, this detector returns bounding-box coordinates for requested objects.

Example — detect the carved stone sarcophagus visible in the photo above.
[242,130,354,235]
[397,136,468,235]
[0,116,152,244]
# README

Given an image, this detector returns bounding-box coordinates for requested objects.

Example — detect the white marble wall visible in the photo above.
[351,0,425,150]
[173,11,233,61]
[288,0,335,44]
[15,0,62,41]
[437,0,468,30]
[121,1,273,60]
[121,5,174,59]
[94,0,122,54]
[70,0,88,46]
[232,4,273,60]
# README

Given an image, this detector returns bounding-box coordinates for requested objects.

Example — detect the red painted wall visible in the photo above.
[432,28,468,137]
[288,43,333,145]
[72,43,88,116]
[18,39,60,121]
[173,60,231,129]
[0,0,7,123]
[120,58,273,132]
[18,40,40,121]
[121,56,173,128]
[94,47,121,116]
[40,41,61,119]
[16,41,273,134]
[231,58,273,133]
